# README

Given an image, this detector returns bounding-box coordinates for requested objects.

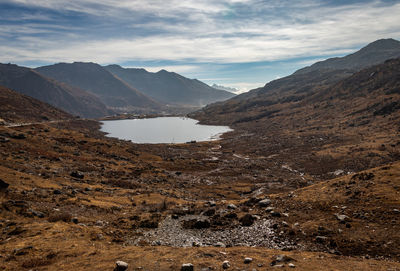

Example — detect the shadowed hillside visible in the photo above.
[0,63,110,118]
[36,62,162,113]
[0,86,73,123]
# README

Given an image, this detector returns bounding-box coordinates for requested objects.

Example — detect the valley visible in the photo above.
[0,39,400,270]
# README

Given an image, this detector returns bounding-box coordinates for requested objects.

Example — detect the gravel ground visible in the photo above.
[132,215,298,249]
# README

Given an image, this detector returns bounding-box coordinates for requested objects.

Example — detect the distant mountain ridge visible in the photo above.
[104,64,235,106]
[36,62,162,112]
[0,63,110,118]
[211,84,238,93]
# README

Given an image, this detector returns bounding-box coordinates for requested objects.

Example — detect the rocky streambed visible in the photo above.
[132,214,298,249]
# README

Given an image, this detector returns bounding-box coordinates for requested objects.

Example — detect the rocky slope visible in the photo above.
[0,63,110,118]
[105,65,235,106]
[0,86,73,123]
[36,62,162,113]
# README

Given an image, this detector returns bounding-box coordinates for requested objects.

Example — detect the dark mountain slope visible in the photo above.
[0,63,110,118]
[36,62,161,111]
[105,65,235,106]
[0,86,73,123]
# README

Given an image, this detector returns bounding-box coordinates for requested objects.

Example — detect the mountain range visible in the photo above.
[0,62,235,118]
[105,65,235,107]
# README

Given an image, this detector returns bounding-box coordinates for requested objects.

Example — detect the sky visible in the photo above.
[0,0,400,93]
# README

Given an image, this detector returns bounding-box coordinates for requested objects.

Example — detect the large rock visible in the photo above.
[181,263,194,271]
[0,179,9,190]
[222,260,231,269]
[114,261,128,271]
[258,198,271,207]
[239,214,256,226]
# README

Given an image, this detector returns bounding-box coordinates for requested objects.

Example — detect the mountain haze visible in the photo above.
[105,65,235,106]
[36,62,162,112]
[0,63,110,118]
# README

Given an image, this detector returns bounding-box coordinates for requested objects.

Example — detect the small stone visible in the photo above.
[70,171,84,179]
[227,203,237,209]
[265,207,275,212]
[72,217,79,224]
[53,189,62,195]
[114,260,128,271]
[215,242,226,247]
[208,201,216,207]
[315,236,328,243]
[393,209,400,214]
[181,263,194,271]
[335,214,350,223]
[244,257,253,264]
[258,198,271,207]
[270,211,281,217]
[288,263,296,268]
[222,260,230,269]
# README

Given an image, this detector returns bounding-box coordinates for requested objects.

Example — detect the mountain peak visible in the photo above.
[294,38,400,75]
[362,38,400,51]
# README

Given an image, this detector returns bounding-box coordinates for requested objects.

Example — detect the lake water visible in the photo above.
[100,117,232,144]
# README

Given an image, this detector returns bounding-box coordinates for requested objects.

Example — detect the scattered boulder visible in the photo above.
[270,255,295,266]
[239,214,256,226]
[0,136,10,143]
[0,179,9,190]
[181,263,194,271]
[114,260,128,271]
[258,198,271,207]
[335,214,350,223]
[208,201,216,207]
[222,260,230,269]
[315,236,328,243]
[244,257,253,264]
[53,189,62,195]
[227,203,237,210]
[70,171,84,179]
[28,209,45,218]
[214,242,226,248]
[203,209,216,216]
[11,133,26,139]
[270,211,281,217]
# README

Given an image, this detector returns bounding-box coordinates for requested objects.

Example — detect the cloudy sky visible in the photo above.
[1,0,400,93]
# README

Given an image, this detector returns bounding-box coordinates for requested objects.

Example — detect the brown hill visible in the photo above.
[0,63,111,118]
[36,62,162,113]
[0,86,72,123]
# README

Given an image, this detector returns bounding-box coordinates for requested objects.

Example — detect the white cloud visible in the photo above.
[1,0,400,89]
